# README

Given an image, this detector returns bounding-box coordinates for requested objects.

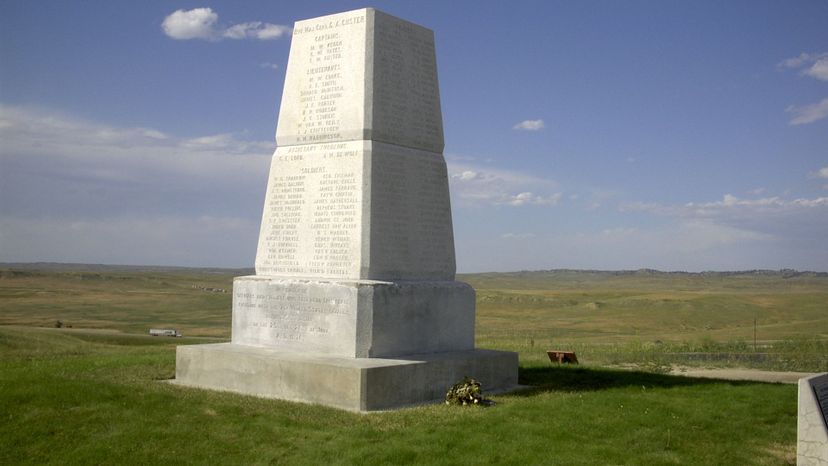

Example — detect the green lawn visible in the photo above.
[0,326,797,465]
[2,266,825,464]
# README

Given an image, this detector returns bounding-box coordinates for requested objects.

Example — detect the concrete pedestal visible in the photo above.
[798,373,828,465]
[230,276,476,358]
[172,8,520,411]
[174,343,518,412]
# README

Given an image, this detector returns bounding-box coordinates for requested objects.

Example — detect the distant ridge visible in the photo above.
[2,263,825,278]
[0,262,254,275]
[460,268,828,278]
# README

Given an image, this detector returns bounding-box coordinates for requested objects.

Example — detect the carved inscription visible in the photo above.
[277,9,443,151]
[234,288,352,343]
[231,279,358,355]
[292,12,366,35]
[257,10,453,280]
[297,40,345,143]
[370,143,454,277]
[256,142,362,278]
[372,12,443,151]
[277,10,367,146]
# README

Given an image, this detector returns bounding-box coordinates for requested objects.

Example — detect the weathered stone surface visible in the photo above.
[798,373,828,465]
[175,344,517,412]
[275,8,443,153]
[255,141,455,281]
[174,7,518,411]
[231,276,474,358]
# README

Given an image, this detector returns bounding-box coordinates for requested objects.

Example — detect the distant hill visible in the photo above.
[0,262,254,275]
[457,268,828,292]
[1,263,825,279]
[460,268,828,279]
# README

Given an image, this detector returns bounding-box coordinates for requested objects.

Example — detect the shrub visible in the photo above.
[445,377,491,406]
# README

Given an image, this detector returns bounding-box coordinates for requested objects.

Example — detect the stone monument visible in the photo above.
[798,373,828,465]
[174,8,518,411]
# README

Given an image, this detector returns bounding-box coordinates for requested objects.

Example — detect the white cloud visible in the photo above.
[811,167,828,179]
[500,192,561,206]
[778,53,814,69]
[623,194,828,215]
[512,119,545,131]
[778,52,828,74]
[255,23,291,40]
[162,8,289,42]
[804,57,828,81]
[223,22,290,40]
[0,105,272,266]
[501,233,536,239]
[456,185,828,270]
[779,53,828,124]
[600,227,637,237]
[0,105,271,156]
[456,170,478,181]
[0,215,258,267]
[456,219,792,273]
[693,194,828,209]
[620,193,828,243]
[779,52,828,80]
[786,98,828,125]
[447,161,562,208]
[162,8,219,40]
[259,62,279,70]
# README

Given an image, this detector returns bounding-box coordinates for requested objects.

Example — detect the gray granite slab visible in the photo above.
[798,373,828,465]
[254,141,455,281]
[174,8,518,411]
[276,8,444,153]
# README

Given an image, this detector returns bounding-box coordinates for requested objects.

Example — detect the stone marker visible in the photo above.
[174,8,518,411]
[798,373,828,465]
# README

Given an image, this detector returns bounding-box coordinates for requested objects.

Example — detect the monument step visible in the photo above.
[174,343,519,412]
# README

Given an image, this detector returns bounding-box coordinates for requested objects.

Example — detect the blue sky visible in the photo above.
[1,1,827,272]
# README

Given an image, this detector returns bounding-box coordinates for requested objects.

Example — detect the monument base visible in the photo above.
[231,276,476,358]
[173,343,519,412]
[798,373,828,465]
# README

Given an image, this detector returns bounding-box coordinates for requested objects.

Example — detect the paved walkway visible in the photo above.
[669,367,820,384]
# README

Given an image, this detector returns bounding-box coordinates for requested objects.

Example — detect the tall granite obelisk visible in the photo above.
[175,8,518,411]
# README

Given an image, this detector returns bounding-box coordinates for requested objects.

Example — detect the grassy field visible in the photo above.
[1,265,827,464]
[0,265,242,337]
[464,270,828,372]
[0,326,798,465]
[2,265,826,371]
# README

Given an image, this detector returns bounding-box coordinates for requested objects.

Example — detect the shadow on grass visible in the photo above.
[514,365,756,397]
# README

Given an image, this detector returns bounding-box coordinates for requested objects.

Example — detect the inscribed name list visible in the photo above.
[255,141,455,280]
[276,10,368,147]
[256,141,363,279]
[276,9,444,153]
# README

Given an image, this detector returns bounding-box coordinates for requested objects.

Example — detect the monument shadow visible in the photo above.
[513,365,759,397]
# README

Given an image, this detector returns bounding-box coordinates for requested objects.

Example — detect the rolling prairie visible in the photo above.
[1,265,827,370]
